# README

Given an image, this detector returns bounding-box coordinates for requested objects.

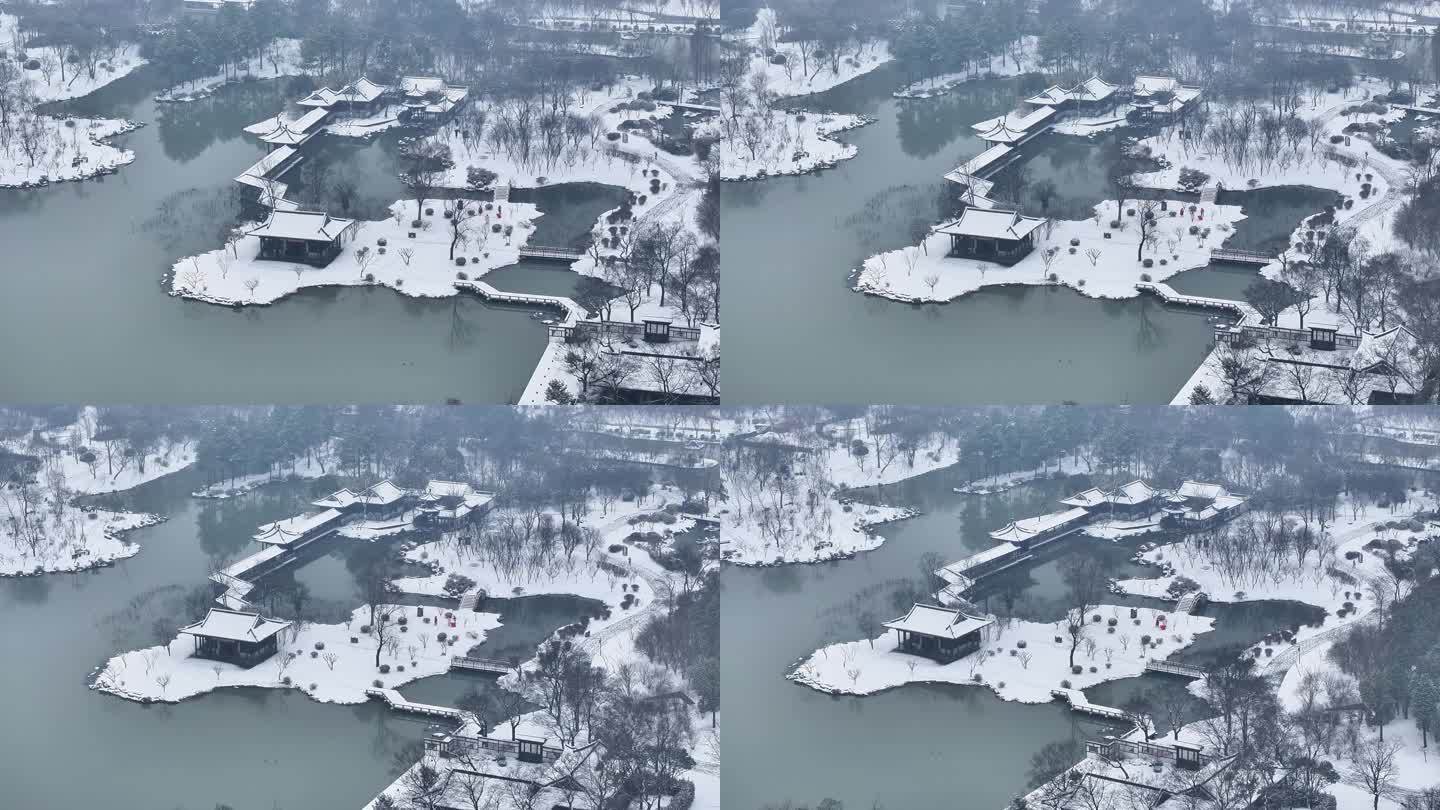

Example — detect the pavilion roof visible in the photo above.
[253,508,343,544]
[938,541,1021,578]
[336,76,386,103]
[297,87,339,107]
[180,608,291,643]
[884,603,994,640]
[1068,75,1119,101]
[936,207,1046,242]
[989,507,1089,543]
[972,106,1055,143]
[247,209,355,242]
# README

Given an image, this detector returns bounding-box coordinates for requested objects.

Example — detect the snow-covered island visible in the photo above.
[0,408,196,576]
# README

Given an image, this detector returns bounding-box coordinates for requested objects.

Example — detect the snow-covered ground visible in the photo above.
[789,605,1214,703]
[720,494,914,566]
[0,14,147,103]
[0,409,191,576]
[740,8,892,99]
[720,110,870,181]
[1115,495,1426,657]
[855,198,1245,303]
[892,37,1041,99]
[154,38,306,103]
[91,604,504,704]
[168,199,541,306]
[0,116,139,188]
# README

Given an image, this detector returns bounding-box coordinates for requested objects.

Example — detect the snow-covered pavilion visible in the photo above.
[399,76,470,121]
[989,506,1090,547]
[247,209,358,267]
[415,480,495,528]
[935,207,1046,265]
[884,604,995,662]
[972,105,1056,145]
[179,608,291,668]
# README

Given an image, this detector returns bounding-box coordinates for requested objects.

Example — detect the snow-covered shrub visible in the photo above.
[1140,273,1152,282]
[379,664,390,674]
[1071,665,1083,675]
[373,679,384,688]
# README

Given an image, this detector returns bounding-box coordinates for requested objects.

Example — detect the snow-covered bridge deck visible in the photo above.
[1051,688,1131,721]
[449,655,511,674]
[1144,659,1207,679]
[365,688,464,720]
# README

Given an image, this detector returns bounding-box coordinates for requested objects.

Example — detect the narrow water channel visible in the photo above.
[0,467,593,809]
[722,466,1323,809]
[0,67,619,404]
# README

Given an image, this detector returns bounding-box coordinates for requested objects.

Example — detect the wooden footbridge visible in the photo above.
[518,245,585,263]
[1051,688,1133,721]
[1144,659,1208,679]
[365,688,464,720]
[449,655,512,675]
[1209,247,1273,266]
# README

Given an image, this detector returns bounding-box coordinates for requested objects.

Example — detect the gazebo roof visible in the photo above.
[989,507,1089,542]
[180,608,291,643]
[936,207,1046,242]
[336,77,385,103]
[884,604,994,640]
[247,209,355,242]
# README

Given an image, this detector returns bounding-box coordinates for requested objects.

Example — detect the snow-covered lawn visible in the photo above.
[1115,497,1426,660]
[168,199,541,306]
[6,41,147,102]
[855,198,1245,303]
[0,116,139,188]
[154,38,306,103]
[789,605,1214,703]
[0,507,160,578]
[2,408,196,496]
[720,110,870,181]
[740,8,892,99]
[721,491,915,567]
[91,604,503,704]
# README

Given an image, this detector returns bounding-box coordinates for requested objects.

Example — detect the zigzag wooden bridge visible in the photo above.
[365,688,463,720]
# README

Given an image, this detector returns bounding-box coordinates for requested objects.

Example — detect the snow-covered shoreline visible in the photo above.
[854,198,1246,304]
[789,606,1215,703]
[167,199,543,307]
[720,111,873,181]
[0,118,143,189]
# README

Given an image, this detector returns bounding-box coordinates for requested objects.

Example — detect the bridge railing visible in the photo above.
[1087,738,1214,765]
[550,321,703,343]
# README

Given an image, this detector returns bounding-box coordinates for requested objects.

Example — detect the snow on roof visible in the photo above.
[989,507,1089,543]
[180,608,291,642]
[1176,480,1228,500]
[336,77,385,103]
[949,144,1014,179]
[1060,487,1108,508]
[424,480,474,499]
[312,487,359,509]
[1134,75,1181,95]
[234,146,296,186]
[1351,326,1421,387]
[1025,85,1071,106]
[936,207,1046,242]
[1108,479,1156,506]
[355,479,405,505]
[1069,75,1118,101]
[247,209,356,242]
[401,76,448,95]
[1212,494,1247,511]
[252,108,329,145]
[254,508,343,543]
[883,603,994,640]
[297,87,339,107]
[939,541,1021,577]
[971,106,1056,143]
